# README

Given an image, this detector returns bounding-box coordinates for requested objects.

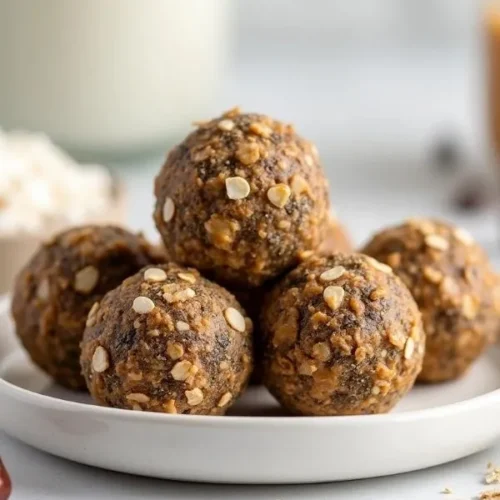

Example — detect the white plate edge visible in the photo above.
[1,294,500,428]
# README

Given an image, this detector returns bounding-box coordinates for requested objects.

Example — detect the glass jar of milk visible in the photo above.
[0,0,232,156]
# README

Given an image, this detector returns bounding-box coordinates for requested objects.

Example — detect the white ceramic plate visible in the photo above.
[1,297,500,484]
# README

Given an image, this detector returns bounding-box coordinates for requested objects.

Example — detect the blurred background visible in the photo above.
[0,0,499,287]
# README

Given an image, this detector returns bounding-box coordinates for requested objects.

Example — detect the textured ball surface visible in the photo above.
[232,213,353,384]
[261,253,424,415]
[12,225,161,390]
[80,263,253,415]
[154,108,330,288]
[362,218,499,382]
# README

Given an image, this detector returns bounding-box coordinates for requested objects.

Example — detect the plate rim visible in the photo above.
[2,295,500,428]
[2,347,500,428]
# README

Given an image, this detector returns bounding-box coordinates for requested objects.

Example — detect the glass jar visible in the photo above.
[0,0,232,157]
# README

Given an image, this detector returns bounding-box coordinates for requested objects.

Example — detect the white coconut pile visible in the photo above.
[0,130,114,235]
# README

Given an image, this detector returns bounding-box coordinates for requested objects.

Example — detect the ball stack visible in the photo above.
[13,108,498,418]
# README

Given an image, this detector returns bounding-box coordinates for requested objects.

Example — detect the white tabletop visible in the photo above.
[1,428,499,500]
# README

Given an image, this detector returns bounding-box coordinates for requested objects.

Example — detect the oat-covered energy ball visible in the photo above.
[362,219,499,382]
[11,225,161,390]
[154,108,330,288]
[80,263,253,415]
[261,254,424,416]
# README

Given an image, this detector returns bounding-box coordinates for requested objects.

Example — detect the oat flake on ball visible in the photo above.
[80,263,253,415]
[362,218,500,382]
[260,253,425,416]
[153,108,330,288]
[11,225,163,390]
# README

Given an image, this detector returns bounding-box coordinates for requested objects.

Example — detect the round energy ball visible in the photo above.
[261,254,425,416]
[362,218,499,382]
[153,108,330,288]
[11,225,162,390]
[317,215,352,256]
[80,263,253,415]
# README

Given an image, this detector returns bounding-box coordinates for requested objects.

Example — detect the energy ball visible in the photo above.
[362,218,499,382]
[261,254,425,416]
[317,215,352,256]
[11,225,162,390]
[153,108,330,288]
[80,263,253,415]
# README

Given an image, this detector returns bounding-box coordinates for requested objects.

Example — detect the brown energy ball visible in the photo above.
[317,215,353,256]
[80,263,253,415]
[153,107,330,288]
[362,218,500,383]
[261,253,425,416]
[11,225,162,390]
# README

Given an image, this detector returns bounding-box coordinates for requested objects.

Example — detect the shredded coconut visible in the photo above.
[0,130,114,235]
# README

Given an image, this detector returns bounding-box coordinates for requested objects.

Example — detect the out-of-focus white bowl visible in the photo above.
[0,184,126,294]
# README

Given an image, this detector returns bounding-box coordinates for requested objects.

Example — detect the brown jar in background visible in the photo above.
[487,4,500,156]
